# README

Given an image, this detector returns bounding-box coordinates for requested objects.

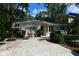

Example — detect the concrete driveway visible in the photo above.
[0,37,76,56]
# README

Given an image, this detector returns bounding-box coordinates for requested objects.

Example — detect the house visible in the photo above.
[67,13,79,23]
[67,13,79,34]
[15,20,67,37]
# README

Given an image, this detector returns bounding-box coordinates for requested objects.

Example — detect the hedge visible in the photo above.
[65,35,79,41]
[50,31,64,44]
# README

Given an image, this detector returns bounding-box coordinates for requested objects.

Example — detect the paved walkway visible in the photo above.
[0,37,76,56]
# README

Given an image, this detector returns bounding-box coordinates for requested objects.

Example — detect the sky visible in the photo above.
[28,3,47,17]
[28,3,79,17]
[66,4,79,14]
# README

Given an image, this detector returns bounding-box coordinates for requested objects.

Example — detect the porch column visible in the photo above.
[48,26,50,33]
[47,25,51,37]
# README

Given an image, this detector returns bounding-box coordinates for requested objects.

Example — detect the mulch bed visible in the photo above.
[61,44,79,55]
[61,44,79,50]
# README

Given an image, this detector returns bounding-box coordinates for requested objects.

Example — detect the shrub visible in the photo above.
[65,35,79,41]
[64,35,79,47]
[18,30,26,38]
[50,31,64,44]
[8,28,19,38]
[65,35,79,40]
[35,30,43,37]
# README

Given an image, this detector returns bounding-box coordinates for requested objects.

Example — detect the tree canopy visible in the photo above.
[35,11,48,21]
[47,3,71,24]
[0,3,29,40]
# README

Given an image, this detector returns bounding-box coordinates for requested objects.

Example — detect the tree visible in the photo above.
[15,3,29,20]
[0,3,29,41]
[0,4,16,41]
[35,11,48,21]
[47,3,71,24]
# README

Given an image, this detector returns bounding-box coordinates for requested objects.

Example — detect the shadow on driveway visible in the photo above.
[71,50,79,56]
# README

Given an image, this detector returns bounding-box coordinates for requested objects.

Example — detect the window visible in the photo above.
[60,26,64,30]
